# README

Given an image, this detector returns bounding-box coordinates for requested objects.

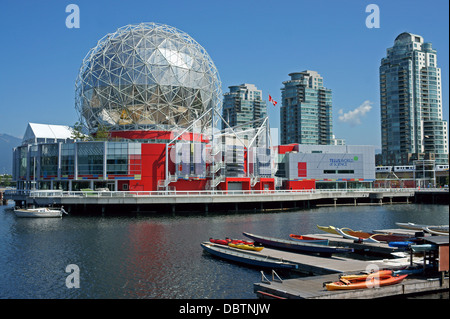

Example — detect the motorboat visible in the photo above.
[14,206,68,218]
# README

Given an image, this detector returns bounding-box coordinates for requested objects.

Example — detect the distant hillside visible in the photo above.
[0,133,22,174]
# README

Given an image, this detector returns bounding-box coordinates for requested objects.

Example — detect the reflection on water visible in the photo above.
[0,203,448,298]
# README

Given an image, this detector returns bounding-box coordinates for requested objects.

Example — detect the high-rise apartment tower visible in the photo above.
[222,83,267,130]
[280,70,333,145]
[380,32,448,165]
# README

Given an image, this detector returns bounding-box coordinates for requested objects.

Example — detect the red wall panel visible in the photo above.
[298,162,307,177]
[253,178,275,191]
[285,180,316,190]
[140,144,166,191]
[170,179,208,191]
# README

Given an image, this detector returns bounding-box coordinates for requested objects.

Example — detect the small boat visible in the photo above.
[226,238,255,245]
[334,227,380,243]
[325,274,407,291]
[243,232,353,257]
[396,222,449,233]
[209,238,229,245]
[393,267,425,276]
[14,206,67,218]
[340,270,393,280]
[411,244,437,252]
[209,238,255,246]
[317,225,341,235]
[423,226,449,236]
[289,234,329,245]
[317,225,413,243]
[201,242,298,270]
[396,222,427,231]
[388,241,414,248]
[228,243,264,252]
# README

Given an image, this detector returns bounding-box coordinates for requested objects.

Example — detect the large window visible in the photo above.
[18,146,28,179]
[107,143,128,175]
[41,144,58,178]
[323,170,354,174]
[128,143,142,176]
[61,144,75,176]
[78,142,104,176]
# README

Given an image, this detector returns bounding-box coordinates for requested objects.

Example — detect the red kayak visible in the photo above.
[209,238,255,246]
[289,234,329,245]
[226,238,255,245]
[209,238,229,245]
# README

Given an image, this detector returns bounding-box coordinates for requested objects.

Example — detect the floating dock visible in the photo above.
[253,233,449,299]
[205,239,412,276]
[254,273,449,299]
[243,246,411,275]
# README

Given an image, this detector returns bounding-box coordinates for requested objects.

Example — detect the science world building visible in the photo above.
[11,23,375,194]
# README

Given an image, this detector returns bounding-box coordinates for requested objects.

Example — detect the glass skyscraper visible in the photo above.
[280,71,332,145]
[222,83,267,129]
[380,32,448,165]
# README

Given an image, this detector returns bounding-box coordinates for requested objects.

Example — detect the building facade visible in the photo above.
[280,71,333,145]
[222,84,267,130]
[276,144,375,190]
[380,32,448,165]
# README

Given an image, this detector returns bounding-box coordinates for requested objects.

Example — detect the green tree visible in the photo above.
[0,174,14,187]
[71,122,88,140]
[93,124,110,141]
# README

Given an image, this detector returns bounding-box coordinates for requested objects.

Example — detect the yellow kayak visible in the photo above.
[340,270,393,280]
[317,225,341,235]
[228,243,264,252]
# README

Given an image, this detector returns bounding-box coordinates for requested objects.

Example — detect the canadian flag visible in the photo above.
[269,95,277,106]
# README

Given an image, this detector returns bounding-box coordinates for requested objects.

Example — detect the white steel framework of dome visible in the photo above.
[75,23,222,133]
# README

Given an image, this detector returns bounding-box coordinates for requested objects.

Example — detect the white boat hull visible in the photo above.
[396,222,448,231]
[14,208,64,218]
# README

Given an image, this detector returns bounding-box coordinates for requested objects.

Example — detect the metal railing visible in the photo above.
[4,187,441,199]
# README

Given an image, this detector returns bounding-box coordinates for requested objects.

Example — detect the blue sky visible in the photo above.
[0,0,448,149]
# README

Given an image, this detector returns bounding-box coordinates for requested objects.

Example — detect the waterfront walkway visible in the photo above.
[5,188,426,211]
[4,188,447,213]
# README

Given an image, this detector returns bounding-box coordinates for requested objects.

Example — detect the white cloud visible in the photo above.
[338,100,373,126]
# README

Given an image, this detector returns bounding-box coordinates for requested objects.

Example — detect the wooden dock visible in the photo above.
[254,273,449,299]
[245,246,415,275]
[253,230,449,299]
[206,242,413,276]
[248,247,370,275]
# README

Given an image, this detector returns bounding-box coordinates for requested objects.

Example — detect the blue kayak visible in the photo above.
[393,267,425,276]
[388,241,414,248]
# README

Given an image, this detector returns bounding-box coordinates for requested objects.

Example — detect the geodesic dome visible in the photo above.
[75,23,222,133]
